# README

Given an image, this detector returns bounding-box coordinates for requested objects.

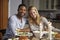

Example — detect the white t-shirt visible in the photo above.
[3,14,27,39]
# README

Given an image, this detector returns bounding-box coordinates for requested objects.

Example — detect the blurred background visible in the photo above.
[0,0,60,40]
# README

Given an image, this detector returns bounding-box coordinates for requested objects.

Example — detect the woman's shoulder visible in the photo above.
[40,16,48,22]
[41,16,47,20]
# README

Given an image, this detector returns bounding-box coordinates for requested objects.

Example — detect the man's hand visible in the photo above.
[19,28,30,32]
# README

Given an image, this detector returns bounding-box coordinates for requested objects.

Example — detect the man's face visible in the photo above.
[18,6,26,17]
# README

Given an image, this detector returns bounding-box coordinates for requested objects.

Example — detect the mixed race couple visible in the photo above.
[3,4,60,40]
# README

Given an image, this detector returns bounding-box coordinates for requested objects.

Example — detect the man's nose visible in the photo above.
[22,10,25,12]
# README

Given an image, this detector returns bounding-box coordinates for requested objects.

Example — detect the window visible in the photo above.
[39,0,57,10]
[22,0,57,10]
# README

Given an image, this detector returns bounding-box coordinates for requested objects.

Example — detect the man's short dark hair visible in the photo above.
[18,4,26,11]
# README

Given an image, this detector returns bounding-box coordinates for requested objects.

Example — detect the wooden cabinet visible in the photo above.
[0,0,8,30]
[0,0,8,40]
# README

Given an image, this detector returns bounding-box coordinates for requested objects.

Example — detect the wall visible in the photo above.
[8,0,22,18]
[23,0,40,10]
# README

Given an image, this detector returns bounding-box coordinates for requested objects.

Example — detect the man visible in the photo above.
[3,4,30,40]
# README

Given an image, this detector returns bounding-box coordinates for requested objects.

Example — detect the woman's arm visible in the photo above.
[41,17,60,32]
[41,17,49,25]
[52,27,60,32]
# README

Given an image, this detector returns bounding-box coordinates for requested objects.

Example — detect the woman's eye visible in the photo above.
[33,12,35,13]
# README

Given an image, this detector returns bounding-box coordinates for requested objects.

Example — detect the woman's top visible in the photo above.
[29,17,60,39]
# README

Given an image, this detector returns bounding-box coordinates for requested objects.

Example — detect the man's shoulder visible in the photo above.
[9,14,17,20]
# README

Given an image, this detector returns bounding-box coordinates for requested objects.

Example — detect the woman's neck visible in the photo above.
[31,18,39,26]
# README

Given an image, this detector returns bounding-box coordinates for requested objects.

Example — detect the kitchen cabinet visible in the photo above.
[0,0,8,40]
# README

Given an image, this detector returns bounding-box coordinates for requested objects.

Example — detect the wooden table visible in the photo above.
[55,34,60,40]
[17,32,32,40]
[19,36,29,40]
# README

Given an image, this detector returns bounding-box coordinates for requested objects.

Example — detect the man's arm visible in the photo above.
[8,17,17,35]
[16,26,30,32]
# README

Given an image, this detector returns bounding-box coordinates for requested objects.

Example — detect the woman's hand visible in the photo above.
[48,21,52,26]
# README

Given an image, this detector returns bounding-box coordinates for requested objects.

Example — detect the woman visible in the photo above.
[28,6,60,40]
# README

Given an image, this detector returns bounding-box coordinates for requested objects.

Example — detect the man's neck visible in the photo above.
[16,14,22,23]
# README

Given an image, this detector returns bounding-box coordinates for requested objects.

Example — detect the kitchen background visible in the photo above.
[0,0,60,40]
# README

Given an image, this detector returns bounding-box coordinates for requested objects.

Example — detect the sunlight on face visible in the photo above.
[29,8,37,19]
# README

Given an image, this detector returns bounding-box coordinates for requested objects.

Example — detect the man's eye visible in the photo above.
[24,10,26,11]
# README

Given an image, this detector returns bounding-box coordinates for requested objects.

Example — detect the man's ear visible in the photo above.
[17,9,19,11]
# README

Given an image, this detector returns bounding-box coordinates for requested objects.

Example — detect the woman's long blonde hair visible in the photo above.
[28,6,41,25]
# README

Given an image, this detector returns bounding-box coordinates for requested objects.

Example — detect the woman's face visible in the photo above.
[29,8,37,19]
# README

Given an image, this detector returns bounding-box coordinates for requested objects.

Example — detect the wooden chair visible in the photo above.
[0,32,2,40]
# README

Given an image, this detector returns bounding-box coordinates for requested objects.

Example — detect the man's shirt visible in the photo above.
[3,14,27,39]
